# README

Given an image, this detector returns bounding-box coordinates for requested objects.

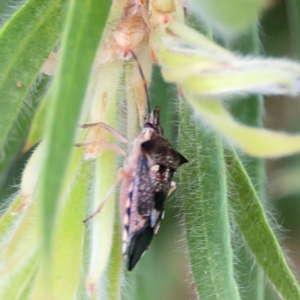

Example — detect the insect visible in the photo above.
[77,52,187,271]
[121,105,187,270]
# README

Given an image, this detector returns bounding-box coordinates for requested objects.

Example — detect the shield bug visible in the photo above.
[77,52,187,271]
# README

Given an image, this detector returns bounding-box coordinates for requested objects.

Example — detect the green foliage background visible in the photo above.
[0,0,300,299]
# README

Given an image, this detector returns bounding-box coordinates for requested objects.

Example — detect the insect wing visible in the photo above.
[125,153,156,271]
[127,224,154,271]
[141,134,188,169]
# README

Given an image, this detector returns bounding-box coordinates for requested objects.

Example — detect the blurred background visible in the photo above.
[1,0,300,299]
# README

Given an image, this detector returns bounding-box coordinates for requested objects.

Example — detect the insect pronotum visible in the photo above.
[77,51,187,270]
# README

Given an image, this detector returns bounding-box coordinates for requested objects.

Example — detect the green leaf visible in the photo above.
[0,247,39,299]
[31,160,90,299]
[0,75,48,191]
[105,204,122,300]
[15,255,39,300]
[84,61,120,295]
[0,145,87,296]
[187,0,264,35]
[226,148,300,300]
[154,30,300,98]
[86,154,117,296]
[179,98,240,300]
[0,194,39,280]
[167,20,233,56]
[0,194,22,237]
[40,0,111,256]
[0,0,66,152]
[187,96,300,158]
[24,78,52,152]
[23,97,47,152]
[227,25,265,300]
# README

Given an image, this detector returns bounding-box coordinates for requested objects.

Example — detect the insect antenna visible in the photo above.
[130,50,151,115]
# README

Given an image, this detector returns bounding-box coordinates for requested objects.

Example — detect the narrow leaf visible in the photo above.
[85,63,119,295]
[156,44,300,97]
[41,0,111,255]
[187,0,264,36]
[16,255,39,300]
[86,155,116,296]
[0,194,22,239]
[31,160,90,299]
[227,25,265,300]
[23,89,50,152]
[179,98,240,299]
[0,247,39,300]
[0,196,39,279]
[0,91,41,188]
[0,144,85,290]
[105,206,122,300]
[167,20,233,56]
[0,0,66,150]
[187,95,300,158]
[226,148,300,300]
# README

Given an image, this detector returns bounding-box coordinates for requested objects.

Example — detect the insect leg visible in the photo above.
[83,168,124,223]
[75,140,127,158]
[80,122,128,144]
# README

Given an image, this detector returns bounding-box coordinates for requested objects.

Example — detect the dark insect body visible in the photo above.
[121,106,187,270]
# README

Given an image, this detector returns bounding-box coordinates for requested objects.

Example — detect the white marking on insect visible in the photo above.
[150,210,159,227]
[151,164,159,172]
